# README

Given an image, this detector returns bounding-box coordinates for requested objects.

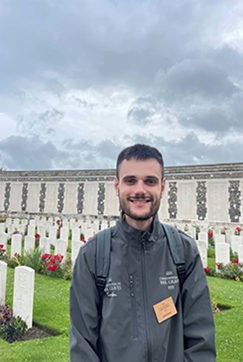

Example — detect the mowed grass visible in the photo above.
[0,269,243,361]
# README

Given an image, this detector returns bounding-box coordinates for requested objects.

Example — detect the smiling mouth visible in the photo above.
[129,197,152,203]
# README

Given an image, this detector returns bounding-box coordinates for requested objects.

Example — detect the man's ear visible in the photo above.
[114,177,119,196]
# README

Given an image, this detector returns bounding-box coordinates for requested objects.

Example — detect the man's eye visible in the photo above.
[145,178,158,185]
[124,178,136,185]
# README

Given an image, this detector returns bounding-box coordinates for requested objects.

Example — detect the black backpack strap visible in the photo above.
[95,228,112,299]
[163,224,186,289]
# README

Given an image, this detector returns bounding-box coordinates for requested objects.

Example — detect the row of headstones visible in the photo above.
[0,261,34,329]
[0,216,116,241]
[0,231,84,267]
[166,221,243,268]
[1,217,243,269]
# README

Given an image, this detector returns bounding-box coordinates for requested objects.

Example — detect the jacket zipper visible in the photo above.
[141,240,152,362]
[129,273,138,338]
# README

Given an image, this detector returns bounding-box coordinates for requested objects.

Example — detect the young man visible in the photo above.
[70,144,216,362]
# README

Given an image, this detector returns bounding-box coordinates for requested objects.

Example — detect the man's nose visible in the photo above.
[134,180,146,194]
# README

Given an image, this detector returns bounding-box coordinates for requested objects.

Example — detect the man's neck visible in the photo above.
[123,214,153,231]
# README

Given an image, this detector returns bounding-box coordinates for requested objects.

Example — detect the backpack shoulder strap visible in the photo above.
[162,224,186,288]
[95,227,112,298]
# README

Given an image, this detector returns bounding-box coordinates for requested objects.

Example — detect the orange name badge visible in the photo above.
[153,296,177,324]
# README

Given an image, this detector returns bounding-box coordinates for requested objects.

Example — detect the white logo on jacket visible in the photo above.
[104,278,122,297]
[159,270,179,290]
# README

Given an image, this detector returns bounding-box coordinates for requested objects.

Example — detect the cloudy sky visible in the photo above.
[0,0,243,171]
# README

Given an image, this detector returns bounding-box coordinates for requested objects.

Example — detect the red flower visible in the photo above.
[81,234,86,243]
[204,267,211,274]
[208,230,213,239]
[231,258,239,264]
[47,264,57,271]
[235,227,241,235]
[50,256,56,264]
[0,244,4,248]
[55,254,63,263]
[35,233,40,240]
[41,253,51,260]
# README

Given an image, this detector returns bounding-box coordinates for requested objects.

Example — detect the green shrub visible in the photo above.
[0,304,27,343]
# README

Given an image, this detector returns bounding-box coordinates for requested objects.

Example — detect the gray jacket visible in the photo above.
[70,216,216,362]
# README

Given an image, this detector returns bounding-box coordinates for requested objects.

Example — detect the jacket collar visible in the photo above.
[115,213,165,247]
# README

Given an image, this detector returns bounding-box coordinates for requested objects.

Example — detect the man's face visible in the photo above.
[114,158,165,229]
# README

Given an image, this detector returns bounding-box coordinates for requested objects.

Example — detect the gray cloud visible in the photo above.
[0,136,67,170]
[0,0,243,170]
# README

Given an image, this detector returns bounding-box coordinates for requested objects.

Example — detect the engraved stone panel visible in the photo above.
[63,183,78,214]
[196,181,207,221]
[13,266,35,328]
[9,183,23,212]
[158,182,169,220]
[228,180,241,223]
[44,183,59,214]
[26,183,41,213]
[207,180,229,222]
[177,181,197,220]
[83,182,99,215]
[240,180,243,224]
[168,182,177,219]
[104,182,119,216]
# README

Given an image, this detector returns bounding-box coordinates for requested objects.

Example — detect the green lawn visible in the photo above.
[1,269,243,361]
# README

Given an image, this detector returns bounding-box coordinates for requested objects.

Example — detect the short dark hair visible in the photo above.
[116,144,164,179]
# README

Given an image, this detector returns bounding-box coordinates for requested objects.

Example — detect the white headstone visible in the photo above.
[197,231,208,243]
[230,235,242,254]
[49,226,57,240]
[55,239,67,262]
[0,232,8,250]
[215,243,230,266]
[24,236,35,254]
[197,241,208,268]
[214,234,226,243]
[27,224,36,237]
[38,225,47,237]
[0,223,6,233]
[11,234,22,258]
[39,237,50,254]
[72,227,81,243]
[13,266,35,328]
[71,241,83,266]
[238,245,243,263]
[0,261,7,305]
[60,226,69,241]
